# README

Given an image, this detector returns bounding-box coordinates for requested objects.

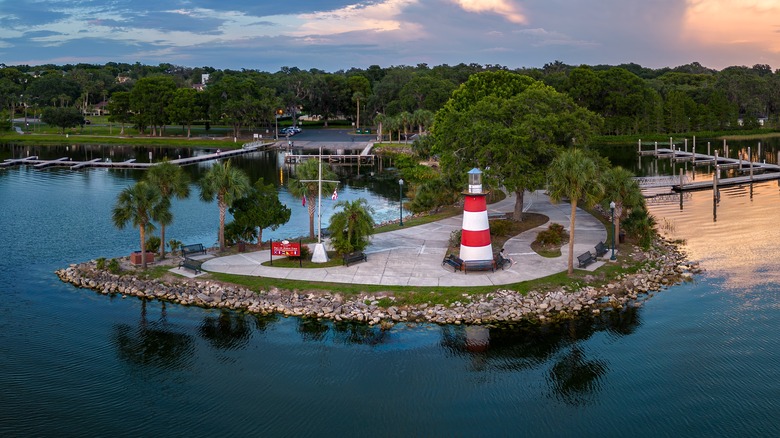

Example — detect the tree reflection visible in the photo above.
[548,345,607,406]
[113,300,195,370]
[198,310,252,350]
[297,318,330,342]
[332,321,388,346]
[440,309,642,404]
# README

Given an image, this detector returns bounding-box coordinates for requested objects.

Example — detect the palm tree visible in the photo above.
[374,113,387,141]
[199,160,251,251]
[328,198,375,254]
[547,149,604,275]
[601,166,644,243]
[287,158,338,240]
[397,111,412,142]
[412,109,434,136]
[145,160,190,258]
[112,181,164,269]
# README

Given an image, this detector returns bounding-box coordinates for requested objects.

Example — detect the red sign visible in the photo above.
[271,241,301,257]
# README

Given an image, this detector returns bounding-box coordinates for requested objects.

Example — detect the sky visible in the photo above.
[1,0,779,72]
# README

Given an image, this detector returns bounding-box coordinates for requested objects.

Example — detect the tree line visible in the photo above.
[2,60,779,136]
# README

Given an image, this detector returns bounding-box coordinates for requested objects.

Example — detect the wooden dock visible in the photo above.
[0,141,272,170]
[639,146,780,192]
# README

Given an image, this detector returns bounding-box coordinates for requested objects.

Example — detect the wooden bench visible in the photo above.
[577,251,597,268]
[463,259,496,274]
[181,243,206,257]
[343,251,367,266]
[442,254,464,272]
[179,258,202,274]
[594,241,608,258]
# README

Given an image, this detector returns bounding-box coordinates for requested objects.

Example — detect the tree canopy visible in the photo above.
[432,71,603,220]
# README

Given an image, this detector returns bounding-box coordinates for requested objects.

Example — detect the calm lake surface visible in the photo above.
[1,141,779,437]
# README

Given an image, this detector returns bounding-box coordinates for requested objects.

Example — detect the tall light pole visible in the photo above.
[275,108,283,139]
[399,178,404,226]
[610,200,617,261]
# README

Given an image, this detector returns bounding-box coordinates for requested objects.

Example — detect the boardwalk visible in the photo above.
[1,141,273,170]
[639,146,780,192]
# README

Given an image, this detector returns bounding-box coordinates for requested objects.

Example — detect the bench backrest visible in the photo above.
[577,252,593,262]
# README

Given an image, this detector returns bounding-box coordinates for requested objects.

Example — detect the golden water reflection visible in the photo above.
[648,182,780,289]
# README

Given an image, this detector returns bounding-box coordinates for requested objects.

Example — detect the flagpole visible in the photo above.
[318,146,322,244]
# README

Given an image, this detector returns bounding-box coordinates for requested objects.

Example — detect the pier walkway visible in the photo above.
[637,146,780,193]
[0,141,273,170]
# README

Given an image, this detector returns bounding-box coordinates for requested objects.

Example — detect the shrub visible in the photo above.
[168,239,182,254]
[107,258,121,274]
[289,244,311,261]
[145,235,161,253]
[623,209,657,249]
[95,257,106,270]
[449,229,462,248]
[489,219,511,237]
[535,223,567,246]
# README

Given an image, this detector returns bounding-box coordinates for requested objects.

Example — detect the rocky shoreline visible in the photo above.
[56,238,701,326]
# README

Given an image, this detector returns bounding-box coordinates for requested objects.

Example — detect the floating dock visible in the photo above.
[638,146,780,193]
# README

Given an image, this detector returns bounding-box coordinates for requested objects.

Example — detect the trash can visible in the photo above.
[619,231,626,244]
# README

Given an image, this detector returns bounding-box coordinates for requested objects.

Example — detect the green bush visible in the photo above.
[95,257,106,270]
[623,209,657,249]
[489,219,512,237]
[449,229,462,248]
[289,244,311,261]
[168,239,182,254]
[536,223,567,246]
[107,258,121,274]
[145,236,161,253]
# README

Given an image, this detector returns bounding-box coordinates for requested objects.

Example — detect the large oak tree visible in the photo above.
[432,71,603,220]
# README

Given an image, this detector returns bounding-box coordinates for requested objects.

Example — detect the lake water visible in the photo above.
[1,141,779,436]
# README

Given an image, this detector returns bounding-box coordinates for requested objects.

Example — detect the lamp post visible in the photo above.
[275,108,283,139]
[609,201,617,260]
[398,178,404,226]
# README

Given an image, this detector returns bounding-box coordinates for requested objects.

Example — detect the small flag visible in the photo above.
[331,189,338,200]
[302,196,306,207]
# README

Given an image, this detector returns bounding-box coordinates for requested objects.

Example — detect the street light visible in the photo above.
[609,200,617,261]
[275,108,283,139]
[399,178,404,226]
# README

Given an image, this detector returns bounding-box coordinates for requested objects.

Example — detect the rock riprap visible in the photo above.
[56,239,700,325]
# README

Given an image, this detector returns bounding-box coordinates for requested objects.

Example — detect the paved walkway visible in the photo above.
[198,190,609,287]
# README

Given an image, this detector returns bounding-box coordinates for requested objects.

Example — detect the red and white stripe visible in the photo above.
[460,194,492,261]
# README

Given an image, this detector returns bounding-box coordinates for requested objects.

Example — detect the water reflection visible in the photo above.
[650,182,780,288]
[198,310,253,350]
[332,321,390,345]
[297,318,330,342]
[547,345,607,406]
[439,309,641,404]
[113,300,195,370]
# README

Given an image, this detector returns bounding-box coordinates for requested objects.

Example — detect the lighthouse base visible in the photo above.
[459,244,493,261]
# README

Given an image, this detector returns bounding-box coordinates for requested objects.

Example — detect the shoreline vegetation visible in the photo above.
[2,123,779,149]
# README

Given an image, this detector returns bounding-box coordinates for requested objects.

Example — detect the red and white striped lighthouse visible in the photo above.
[460,168,492,261]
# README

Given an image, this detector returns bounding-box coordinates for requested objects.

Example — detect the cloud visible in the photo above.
[451,0,527,24]
[679,0,780,67]
[294,0,422,38]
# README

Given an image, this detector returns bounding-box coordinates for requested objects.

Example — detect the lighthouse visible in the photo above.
[460,168,492,261]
